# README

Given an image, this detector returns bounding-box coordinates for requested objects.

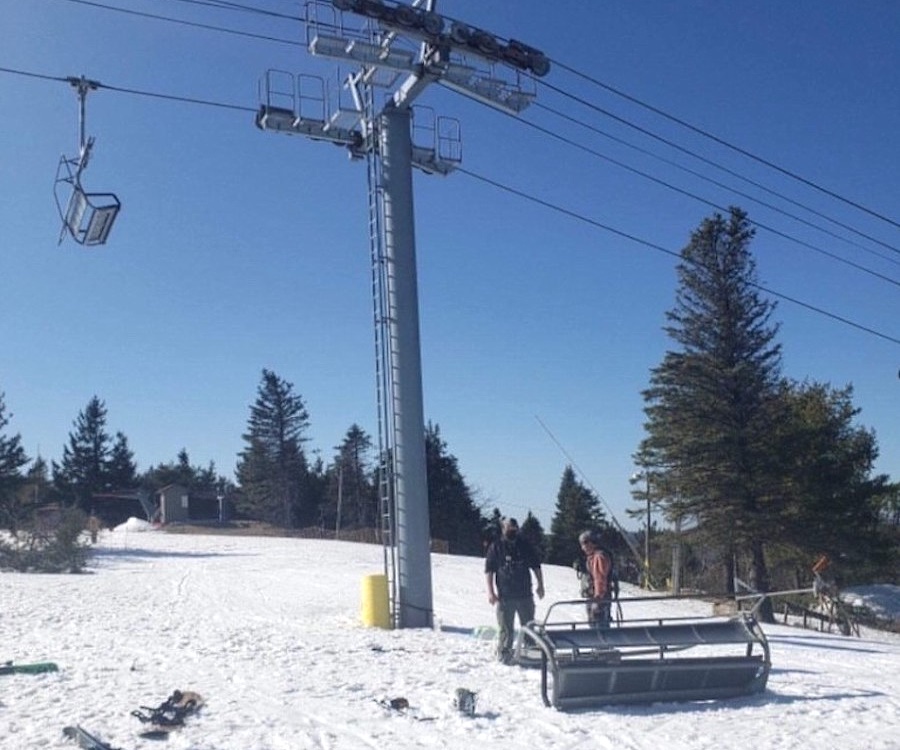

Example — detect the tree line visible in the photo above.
[0,368,535,560]
[1,207,897,597]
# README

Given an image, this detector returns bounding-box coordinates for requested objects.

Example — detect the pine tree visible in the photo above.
[327,424,374,532]
[520,511,546,559]
[484,507,504,550]
[424,422,487,556]
[639,208,784,610]
[775,380,889,575]
[106,432,137,490]
[235,369,310,527]
[0,392,30,533]
[24,456,52,505]
[141,448,226,496]
[305,454,327,530]
[547,466,606,566]
[53,396,115,512]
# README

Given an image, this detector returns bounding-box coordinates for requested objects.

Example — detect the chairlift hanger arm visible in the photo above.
[66,75,100,94]
[66,75,101,154]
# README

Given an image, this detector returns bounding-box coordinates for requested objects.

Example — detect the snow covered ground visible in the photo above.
[2,520,899,750]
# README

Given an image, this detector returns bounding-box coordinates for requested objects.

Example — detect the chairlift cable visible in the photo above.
[57,0,302,47]
[160,0,301,22]
[529,101,900,265]
[508,115,900,288]
[459,166,900,347]
[1,63,897,345]
[53,0,900,257]
[551,58,900,233]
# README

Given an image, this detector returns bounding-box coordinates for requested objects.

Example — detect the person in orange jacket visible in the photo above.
[578,530,613,628]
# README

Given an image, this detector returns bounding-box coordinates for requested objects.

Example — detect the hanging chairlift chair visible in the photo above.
[54,146,121,247]
[54,76,121,247]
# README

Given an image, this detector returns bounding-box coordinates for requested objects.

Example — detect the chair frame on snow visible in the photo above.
[519,597,771,710]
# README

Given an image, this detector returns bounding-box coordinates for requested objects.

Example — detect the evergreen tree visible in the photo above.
[774,380,891,578]
[141,448,225,496]
[235,369,311,527]
[484,507,504,551]
[306,453,328,529]
[547,466,607,566]
[424,422,487,556]
[326,424,374,532]
[0,392,30,533]
[53,396,115,512]
[520,511,546,560]
[876,482,899,529]
[24,456,52,505]
[106,432,138,490]
[174,448,195,485]
[9,456,52,537]
[639,208,784,612]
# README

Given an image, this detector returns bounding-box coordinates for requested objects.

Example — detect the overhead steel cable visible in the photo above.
[0,66,69,84]
[511,114,900,289]
[0,64,258,112]
[456,166,900,348]
[58,0,900,262]
[2,63,896,346]
[530,101,900,269]
[551,59,900,233]
[57,0,302,46]
[533,80,900,260]
[100,80,257,113]
[160,0,301,22]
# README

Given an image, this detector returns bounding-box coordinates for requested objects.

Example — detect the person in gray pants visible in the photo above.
[484,518,545,664]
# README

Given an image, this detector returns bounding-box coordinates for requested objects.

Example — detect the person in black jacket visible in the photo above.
[484,517,545,664]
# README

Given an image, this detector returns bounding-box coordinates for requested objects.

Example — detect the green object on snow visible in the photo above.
[0,661,59,675]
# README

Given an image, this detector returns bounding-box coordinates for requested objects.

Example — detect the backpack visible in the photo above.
[575,546,619,601]
[493,538,533,599]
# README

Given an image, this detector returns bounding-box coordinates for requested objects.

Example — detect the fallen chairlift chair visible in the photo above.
[518,598,771,710]
[53,76,121,247]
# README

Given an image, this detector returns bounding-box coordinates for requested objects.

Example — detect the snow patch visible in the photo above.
[842,584,900,620]
[111,516,156,533]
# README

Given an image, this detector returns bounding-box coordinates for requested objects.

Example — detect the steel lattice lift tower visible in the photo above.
[256,0,549,628]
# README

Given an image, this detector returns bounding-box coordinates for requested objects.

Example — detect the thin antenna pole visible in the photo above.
[534,415,645,567]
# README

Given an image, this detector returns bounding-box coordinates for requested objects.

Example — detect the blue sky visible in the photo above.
[1,0,898,531]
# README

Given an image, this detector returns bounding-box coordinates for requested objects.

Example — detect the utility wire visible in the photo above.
[551,59,900,232]
[1,63,896,346]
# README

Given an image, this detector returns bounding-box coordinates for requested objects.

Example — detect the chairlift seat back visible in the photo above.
[62,184,121,246]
